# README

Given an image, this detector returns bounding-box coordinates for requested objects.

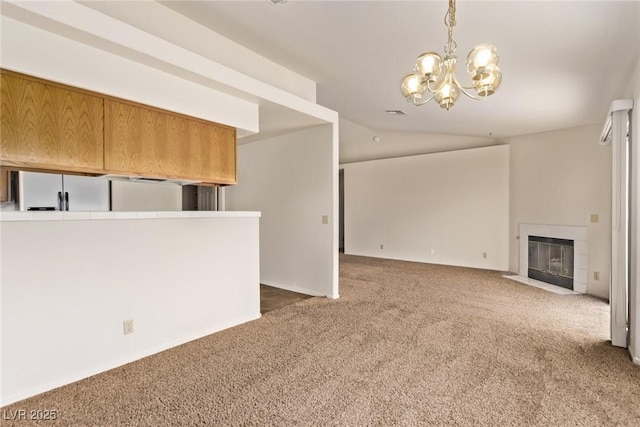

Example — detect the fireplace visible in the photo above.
[517,224,587,294]
[528,236,574,289]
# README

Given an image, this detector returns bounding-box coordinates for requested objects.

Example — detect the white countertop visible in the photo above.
[0,211,261,222]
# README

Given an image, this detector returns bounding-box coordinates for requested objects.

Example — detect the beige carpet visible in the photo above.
[3,254,640,426]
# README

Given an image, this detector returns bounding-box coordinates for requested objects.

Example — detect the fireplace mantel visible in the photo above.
[518,223,588,293]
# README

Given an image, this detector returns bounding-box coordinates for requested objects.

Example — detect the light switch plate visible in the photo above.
[123,319,134,335]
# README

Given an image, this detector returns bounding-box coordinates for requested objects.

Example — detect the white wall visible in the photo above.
[0,16,259,134]
[627,56,640,364]
[343,145,510,271]
[507,124,612,299]
[226,125,337,298]
[111,181,182,212]
[339,117,497,164]
[79,1,317,103]
[0,214,260,405]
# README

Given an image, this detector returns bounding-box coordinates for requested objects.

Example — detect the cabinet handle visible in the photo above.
[64,192,69,211]
[57,191,63,211]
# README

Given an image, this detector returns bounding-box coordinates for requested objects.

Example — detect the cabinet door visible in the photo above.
[0,167,9,203]
[0,72,104,172]
[186,119,236,184]
[18,171,63,211]
[104,99,236,184]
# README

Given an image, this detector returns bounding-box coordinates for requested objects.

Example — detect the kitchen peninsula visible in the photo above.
[1,211,260,404]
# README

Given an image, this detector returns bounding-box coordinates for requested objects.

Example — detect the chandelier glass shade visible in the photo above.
[400,0,502,110]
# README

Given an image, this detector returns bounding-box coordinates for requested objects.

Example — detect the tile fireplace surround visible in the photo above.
[518,223,588,294]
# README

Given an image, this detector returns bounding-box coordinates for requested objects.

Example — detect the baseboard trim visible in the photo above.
[261,280,326,297]
[0,312,261,407]
[343,252,508,272]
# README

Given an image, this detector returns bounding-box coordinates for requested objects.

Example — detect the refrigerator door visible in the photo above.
[19,172,110,211]
[19,171,63,211]
[63,175,110,211]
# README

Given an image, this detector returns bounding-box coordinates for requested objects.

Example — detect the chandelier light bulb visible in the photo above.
[399,0,501,109]
[401,73,427,102]
[435,80,459,110]
[466,44,499,81]
[473,65,502,97]
[467,44,498,69]
[415,52,443,82]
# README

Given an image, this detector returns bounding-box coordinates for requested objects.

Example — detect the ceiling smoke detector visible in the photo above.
[269,0,288,4]
[385,110,407,116]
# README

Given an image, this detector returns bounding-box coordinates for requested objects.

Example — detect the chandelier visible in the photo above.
[400,0,502,110]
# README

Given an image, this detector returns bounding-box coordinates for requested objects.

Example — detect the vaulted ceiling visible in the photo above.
[162,0,640,139]
[80,1,639,154]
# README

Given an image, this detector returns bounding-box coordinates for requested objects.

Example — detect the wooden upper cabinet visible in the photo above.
[1,71,236,184]
[104,99,237,185]
[0,71,104,173]
[0,167,9,203]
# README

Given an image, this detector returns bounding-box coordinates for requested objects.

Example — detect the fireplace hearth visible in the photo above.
[528,235,574,289]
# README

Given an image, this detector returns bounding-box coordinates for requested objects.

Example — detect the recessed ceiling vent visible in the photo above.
[385,110,407,116]
[269,0,288,4]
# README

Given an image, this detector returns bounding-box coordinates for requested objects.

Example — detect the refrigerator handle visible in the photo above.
[64,192,69,211]
[57,191,63,211]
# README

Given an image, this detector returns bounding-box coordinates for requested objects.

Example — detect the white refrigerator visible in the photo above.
[19,171,110,211]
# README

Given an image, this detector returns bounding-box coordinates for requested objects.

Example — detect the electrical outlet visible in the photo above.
[380,244,384,250]
[590,214,599,223]
[322,215,329,224]
[123,319,134,335]
[594,271,600,281]
[483,252,487,259]
[430,249,435,255]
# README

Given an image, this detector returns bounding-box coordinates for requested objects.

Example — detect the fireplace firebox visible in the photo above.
[528,235,574,289]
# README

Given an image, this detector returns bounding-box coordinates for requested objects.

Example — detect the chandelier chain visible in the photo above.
[445,0,457,55]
